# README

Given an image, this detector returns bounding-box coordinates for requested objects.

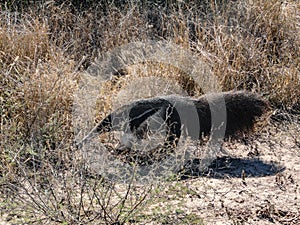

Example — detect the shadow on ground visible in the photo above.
[180,156,285,180]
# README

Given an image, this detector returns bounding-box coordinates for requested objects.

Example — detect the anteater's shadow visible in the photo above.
[180,156,285,180]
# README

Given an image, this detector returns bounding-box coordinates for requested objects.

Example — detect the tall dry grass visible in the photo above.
[0,0,299,224]
[0,12,77,176]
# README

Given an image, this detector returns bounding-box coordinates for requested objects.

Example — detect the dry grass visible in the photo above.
[0,0,299,224]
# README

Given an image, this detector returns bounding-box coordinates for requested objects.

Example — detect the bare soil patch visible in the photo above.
[153,113,300,224]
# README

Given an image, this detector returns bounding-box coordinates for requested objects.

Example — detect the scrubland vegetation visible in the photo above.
[0,0,299,224]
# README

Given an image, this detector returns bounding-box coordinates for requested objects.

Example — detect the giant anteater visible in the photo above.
[78,91,269,155]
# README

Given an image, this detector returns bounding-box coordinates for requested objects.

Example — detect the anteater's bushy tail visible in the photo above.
[223,91,270,136]
[195,91,270,138]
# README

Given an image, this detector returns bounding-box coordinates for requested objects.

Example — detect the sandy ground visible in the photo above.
[0,113,299,225]
[168,113,300,224]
